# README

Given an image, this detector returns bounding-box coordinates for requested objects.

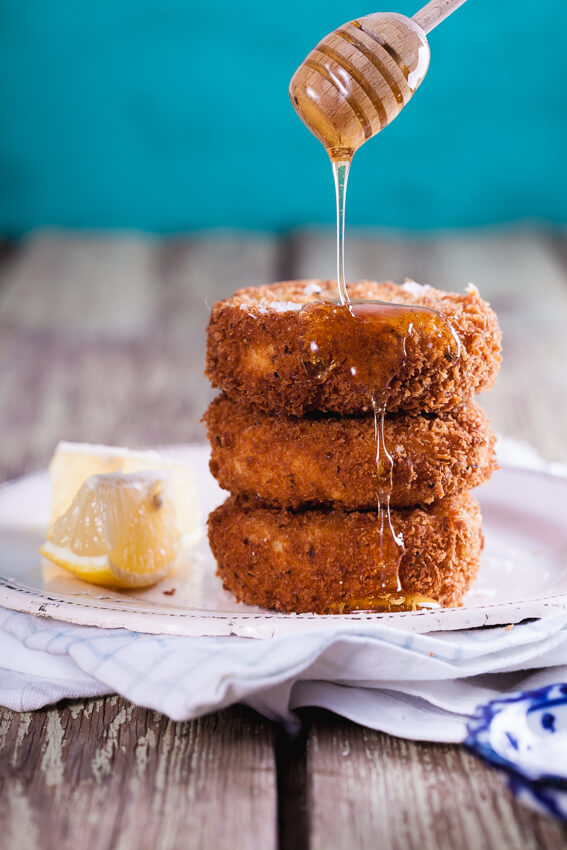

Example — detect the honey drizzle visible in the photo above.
[299,299,459,613]
[373,398,403,593]
[290,14,448,612]
[332,160,350,305]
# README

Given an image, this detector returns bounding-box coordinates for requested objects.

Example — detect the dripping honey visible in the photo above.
[298,299,459,612]
[290,11,457,612]
[289,13,430,298]
[298,299,460,406]
[329,593,440,615]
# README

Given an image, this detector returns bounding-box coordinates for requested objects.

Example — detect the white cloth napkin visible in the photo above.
[1,605,567,741]
[1,436,566,742]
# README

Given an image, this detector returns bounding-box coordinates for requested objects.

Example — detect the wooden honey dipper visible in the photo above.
[289,0,468,160]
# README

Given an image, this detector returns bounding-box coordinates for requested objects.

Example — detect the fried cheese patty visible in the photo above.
[208,492,483,613]
[206,280,501,416]
[205,396,497,509]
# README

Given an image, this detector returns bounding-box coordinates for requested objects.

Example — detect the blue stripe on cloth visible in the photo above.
[1,607,567,736]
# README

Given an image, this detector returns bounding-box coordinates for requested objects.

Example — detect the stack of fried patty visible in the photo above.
[204,280,501,613]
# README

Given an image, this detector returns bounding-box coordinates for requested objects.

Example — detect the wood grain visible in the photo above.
[413,0,468,35]
[0,233,279,481]
[0,233,156,339]
[0,232,278,343]
[0,700,278,850]
[307,711,567,850]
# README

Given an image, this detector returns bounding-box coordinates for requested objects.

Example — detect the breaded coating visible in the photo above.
[206,279,501,415]
[208,492,483,613]
[205,396,497,509]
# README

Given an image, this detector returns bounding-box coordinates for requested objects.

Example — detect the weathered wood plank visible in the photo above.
[0,700,278,850]
[0,233,157,339]
[0,233,279,481]
[0,326,211,478]
[307,712,567,850]
[0,231,278,339]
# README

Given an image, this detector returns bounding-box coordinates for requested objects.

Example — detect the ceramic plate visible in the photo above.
[0,445,566,637]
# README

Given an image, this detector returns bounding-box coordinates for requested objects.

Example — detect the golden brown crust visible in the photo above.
[205,280,502,415]
[204,396,497,509]
[208,492,483,613]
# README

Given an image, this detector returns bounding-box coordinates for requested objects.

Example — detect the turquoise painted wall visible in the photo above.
[0,1,565,234]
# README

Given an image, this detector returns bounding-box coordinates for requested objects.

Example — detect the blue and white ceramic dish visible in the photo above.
[466,684,567,821]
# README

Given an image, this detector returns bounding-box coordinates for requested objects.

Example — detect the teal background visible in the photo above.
[0,1,566,235]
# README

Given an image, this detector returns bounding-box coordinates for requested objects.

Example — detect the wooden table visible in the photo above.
[1,229,566,849]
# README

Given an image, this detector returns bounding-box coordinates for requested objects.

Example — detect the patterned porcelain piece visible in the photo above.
[466,684,567,821]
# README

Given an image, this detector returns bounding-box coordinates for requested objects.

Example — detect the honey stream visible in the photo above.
[298,300,460,612]
[332,160,350,306]
[291,16,459,611]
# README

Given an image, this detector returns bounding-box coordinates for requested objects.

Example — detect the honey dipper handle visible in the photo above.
[412,0,468,33]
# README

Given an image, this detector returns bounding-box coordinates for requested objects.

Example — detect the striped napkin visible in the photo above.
[2,604,567,741]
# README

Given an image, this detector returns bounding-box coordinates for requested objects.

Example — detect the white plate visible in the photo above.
[0,445,566,637]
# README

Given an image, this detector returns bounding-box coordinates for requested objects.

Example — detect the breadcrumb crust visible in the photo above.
[205,280,502,415]
[204,395,497,509]
[208,492,483,613]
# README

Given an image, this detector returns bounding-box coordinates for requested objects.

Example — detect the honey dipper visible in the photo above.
[289,0,468,160]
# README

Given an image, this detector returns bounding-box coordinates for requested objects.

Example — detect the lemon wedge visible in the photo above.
[40,471,180,588]
[48,441,200,547]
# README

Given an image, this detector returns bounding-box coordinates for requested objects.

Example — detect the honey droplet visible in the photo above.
[298,298,460,406]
